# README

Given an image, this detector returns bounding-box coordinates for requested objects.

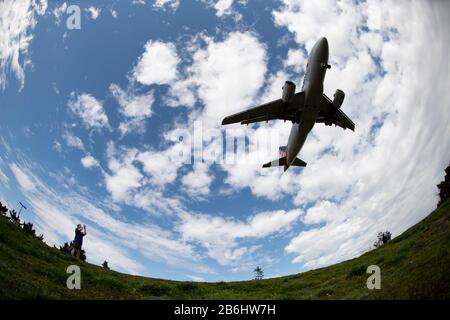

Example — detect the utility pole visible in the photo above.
[18,201,27,218]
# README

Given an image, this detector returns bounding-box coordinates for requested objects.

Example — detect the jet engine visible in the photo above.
[332,89,345,109]
[282,81,296,103]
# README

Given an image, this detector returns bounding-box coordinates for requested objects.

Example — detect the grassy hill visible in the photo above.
[0,200,449,300]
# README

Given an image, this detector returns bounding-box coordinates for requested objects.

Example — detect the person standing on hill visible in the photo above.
[71,224,86,259]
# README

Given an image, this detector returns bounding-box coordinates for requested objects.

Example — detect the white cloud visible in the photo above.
[52,140,62,153]
[132,41,180,85]
[53,2,67,25]
[68,92,110,130]
[85,6,101,20]
[110,9,118,19]
[137,145,182,187]
[176,31,267,128]
[284,48,306,73]
[111,85,153,118]
[273,0,364,61]
[109,84,154,136]
[214,0,234,17]
[178,209,301,266]
[10,163,36,192]
[9,161,208,275]
[165,78,197,108]
[103,137,190,205]
[62,131,85,151]
[81,155,100,169]
[133,188,186,216]
[153,0,180,11]
[104,143,142,202]
[271,0,450,270]
[0,168,8,187]
[0,156,10,187]
[187,275,205,282]
[181,163,213,198]
[0,0,47,90]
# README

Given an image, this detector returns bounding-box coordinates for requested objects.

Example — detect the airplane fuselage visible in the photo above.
[285,37,329,171]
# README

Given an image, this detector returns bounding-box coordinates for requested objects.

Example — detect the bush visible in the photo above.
[8,209,21,226]
[22,222,36,236]
[437,163,450,206]
[0,202,7,216]
[374,231,392,248]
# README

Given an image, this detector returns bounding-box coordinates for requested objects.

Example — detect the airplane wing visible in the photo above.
[222,92,305,125]
[316,94,355,131]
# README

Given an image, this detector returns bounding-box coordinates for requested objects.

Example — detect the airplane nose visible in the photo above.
[319,37,329,60]
[320,37,328,50]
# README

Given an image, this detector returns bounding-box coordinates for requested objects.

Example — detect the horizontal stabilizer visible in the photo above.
[263,156,287,168]
[292,158,307,167]
[262,157,307,168]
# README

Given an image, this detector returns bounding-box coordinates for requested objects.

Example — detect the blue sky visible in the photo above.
[1,0,449,281]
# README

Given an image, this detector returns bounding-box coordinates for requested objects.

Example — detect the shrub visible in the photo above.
[374,231,392,248]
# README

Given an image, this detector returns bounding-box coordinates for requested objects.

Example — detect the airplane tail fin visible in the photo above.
[262,156,307,170]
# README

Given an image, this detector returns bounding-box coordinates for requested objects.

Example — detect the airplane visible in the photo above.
[221,37,355,172]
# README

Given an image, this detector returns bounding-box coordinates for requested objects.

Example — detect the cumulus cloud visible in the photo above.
[110,84,154,135]
[153,0,180,11]
[68,92,110,130]
[81,155,100,169]
[104,142,142,202]
[132,40,180,85]
[214,0,234,17]
[181,163,213,198]
[177,209,302,266]
[269,0,450,269]
[273,0,364,61]
[188,32,267,127]
[0,0,47,90]
[284,48,307,74]
[167,31,267,131]
[62,131,85,151]
[85,6,101,20]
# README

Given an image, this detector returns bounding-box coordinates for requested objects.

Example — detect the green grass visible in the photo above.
[0,200,449,299]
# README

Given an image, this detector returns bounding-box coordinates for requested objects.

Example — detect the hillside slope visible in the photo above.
[0,200,449,300]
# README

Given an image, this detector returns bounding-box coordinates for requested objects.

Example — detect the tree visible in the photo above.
[437,163,450,206]
[22,222,36,236]
[253,266,264,280]
[374,231,392,248]
[102,261,110,270]
[0,201,8,217]
[8,209,21,226]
